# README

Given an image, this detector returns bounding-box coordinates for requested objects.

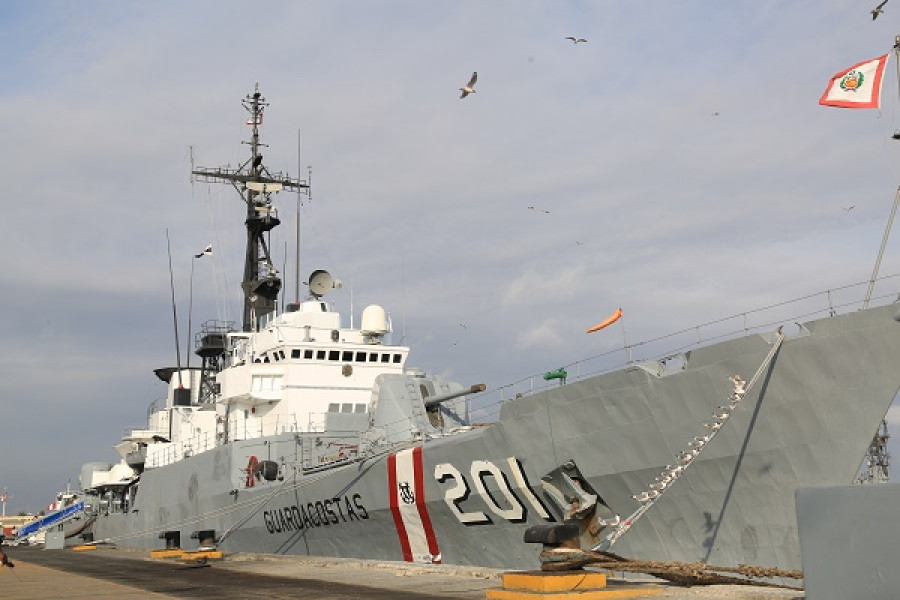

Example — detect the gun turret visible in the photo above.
[424,384,486,409]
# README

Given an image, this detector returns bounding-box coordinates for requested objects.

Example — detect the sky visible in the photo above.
[3,0,900,513]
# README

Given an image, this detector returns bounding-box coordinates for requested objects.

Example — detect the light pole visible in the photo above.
[187,245,212,379]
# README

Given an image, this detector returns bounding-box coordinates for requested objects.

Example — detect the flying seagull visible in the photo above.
[873,0,888,20]
[843,205,855,211]
[194,244,213,258]
[565,37,588,43]
[459,72,478,99]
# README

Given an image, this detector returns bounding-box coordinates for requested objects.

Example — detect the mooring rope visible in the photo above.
[541,549,803,591]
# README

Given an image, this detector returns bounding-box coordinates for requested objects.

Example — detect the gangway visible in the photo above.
[15,501,86,542]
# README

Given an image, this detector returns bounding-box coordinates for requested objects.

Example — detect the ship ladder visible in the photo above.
[592,327,786,552]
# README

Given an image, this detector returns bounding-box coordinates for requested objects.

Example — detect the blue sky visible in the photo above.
[2,0,900,512]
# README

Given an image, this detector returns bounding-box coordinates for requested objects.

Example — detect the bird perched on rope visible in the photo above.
[872,0,888,20]
[459,72,478,99]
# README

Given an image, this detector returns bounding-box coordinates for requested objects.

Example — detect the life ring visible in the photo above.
[245,455,259,488]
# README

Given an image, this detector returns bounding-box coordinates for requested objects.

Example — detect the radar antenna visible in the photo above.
[192,84,308,331]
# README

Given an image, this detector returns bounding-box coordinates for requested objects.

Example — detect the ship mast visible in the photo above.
[192,84,308,331]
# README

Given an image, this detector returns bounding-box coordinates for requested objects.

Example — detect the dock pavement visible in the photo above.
[0,545,803,600]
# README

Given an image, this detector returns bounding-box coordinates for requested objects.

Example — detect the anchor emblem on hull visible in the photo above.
[398,481,415,504]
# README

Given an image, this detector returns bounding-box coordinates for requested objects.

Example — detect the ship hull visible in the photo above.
[88,303,900,571]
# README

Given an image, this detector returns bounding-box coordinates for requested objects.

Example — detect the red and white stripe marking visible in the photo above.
[387,446,441,563]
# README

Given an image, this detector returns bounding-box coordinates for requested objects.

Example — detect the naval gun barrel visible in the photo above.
[424,384,486,409]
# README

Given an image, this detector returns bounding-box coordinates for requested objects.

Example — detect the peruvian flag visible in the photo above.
[819,54,889,109]
[0,494,5,502]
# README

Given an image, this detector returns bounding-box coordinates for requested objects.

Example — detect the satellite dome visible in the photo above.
[360,305,388,336]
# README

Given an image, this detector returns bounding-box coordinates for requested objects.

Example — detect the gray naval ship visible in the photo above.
[70,85,900,574]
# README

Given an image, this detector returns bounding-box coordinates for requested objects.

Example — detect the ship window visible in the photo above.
[304,349,313,359]
[341,403,353,413]
[380,354,390,363]
[251,374,283,392]
[355,404,366,413]
[264,356,270,363]
[328,403,340,412]
[279,351,286,359]
[317,350,326,360]
[291,349,301,359]
[329,350,340,361]
[320,302,327,311]
[272,353,280,362]
[369,353,378,362]
[355,351,366,362]
[393,354,402,364]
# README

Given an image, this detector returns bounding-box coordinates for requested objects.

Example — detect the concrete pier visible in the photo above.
[0,545,803,600]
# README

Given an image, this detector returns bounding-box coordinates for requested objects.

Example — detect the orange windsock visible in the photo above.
[586,307,623,333]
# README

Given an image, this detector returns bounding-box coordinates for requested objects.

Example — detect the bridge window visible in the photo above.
[392,354,402,364]
[329,350,340,361]
[251,374,283,393]
[355,404,367,413]
[342,350,353,361]
[356,351,367,362]
[341,403,353,413]
[328,403,339,412]
[291,349,301,359]
[304,349,313,359]
[317,350,326,360]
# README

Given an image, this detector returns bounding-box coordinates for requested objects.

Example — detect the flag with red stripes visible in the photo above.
[387,446,441,563]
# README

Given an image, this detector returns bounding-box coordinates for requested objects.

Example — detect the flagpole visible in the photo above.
[166,229,183,389]
[895,35,900,104]
[187,246,212,377]
[187,254,196,373]
[863,186,900,308]
[862,39,900,309]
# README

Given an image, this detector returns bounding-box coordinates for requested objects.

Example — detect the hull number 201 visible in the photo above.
[434,457,554,525]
